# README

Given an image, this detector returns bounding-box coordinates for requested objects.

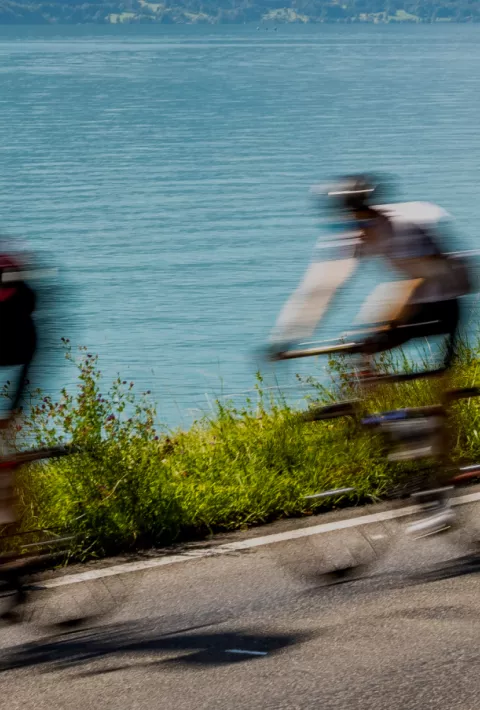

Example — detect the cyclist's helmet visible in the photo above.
[312,173,392,213]
[326,174,378,211]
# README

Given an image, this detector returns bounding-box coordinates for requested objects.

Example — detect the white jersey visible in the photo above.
[313,201,466,302]
[271,202,467,345]
[314,202,446,258]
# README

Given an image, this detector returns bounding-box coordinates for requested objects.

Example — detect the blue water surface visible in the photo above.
[0,24,479,425]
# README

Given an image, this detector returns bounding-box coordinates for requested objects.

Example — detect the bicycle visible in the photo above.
[272,334,480,580]
[0,444,132,628]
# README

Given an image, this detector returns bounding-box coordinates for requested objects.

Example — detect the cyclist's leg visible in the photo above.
[359,299,460,534]
[355,303,423,379]
[360,298,459,369]
[0,363,29,526]
[402,301,460,535]
[437,298,460,370]
[9,361,31,416]
[0,319,36,526]
[4,316,37,420]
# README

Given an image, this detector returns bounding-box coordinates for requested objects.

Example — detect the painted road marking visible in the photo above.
[225,649,268,656]
[43,490,480,589]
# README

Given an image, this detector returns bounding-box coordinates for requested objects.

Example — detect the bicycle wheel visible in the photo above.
[25,574,132,630]
[0,528,135,629]
[0,569,26,623]
[272,521,395,586]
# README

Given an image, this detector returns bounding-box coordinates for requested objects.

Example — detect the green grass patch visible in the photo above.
[6,340,480,561]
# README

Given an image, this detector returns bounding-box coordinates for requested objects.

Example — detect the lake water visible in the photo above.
[0,24,479,426]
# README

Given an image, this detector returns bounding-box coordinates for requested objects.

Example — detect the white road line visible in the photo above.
[225,649,268,656]
[43,490,480,589]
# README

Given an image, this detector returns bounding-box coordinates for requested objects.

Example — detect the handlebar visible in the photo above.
[271,341,360,361]
[0,445,71,469]
[269,331,456,385]
[270,327,394,361]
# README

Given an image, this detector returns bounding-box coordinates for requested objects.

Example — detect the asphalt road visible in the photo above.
[1,497,480,710]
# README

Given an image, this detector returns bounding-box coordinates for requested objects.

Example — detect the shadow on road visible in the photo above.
[293,551,480,597]
[408,552,480,584]
[0,617,310,674]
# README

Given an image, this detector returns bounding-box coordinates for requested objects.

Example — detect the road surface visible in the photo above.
[1,494,480,710]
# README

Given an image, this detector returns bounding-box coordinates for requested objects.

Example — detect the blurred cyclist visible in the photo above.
[269,174,472,535]
[0,250,37,526]
[270,174,469,365]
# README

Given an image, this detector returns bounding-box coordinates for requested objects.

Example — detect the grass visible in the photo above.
[5,339,480,561]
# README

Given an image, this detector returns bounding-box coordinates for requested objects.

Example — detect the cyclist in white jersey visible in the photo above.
[271,175,469,367]
[270,175,472,536]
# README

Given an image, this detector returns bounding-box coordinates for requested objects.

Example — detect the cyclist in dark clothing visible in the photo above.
[0,251,37,524]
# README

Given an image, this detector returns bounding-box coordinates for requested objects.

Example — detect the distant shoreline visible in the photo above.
[0,19,477,25]
[0,2,478,26]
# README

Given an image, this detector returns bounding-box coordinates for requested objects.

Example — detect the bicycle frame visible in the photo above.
[274,334,480,497]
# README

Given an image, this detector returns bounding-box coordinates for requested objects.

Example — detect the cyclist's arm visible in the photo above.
[356,251,460,328]
[355,277,424,326]
[270,257,357,345]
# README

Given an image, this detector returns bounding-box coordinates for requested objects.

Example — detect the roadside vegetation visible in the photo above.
[3,339,479,561]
